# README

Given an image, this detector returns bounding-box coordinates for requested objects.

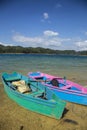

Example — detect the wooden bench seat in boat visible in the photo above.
[30,90,45,97]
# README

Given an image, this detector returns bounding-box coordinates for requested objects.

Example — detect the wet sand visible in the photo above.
[0,82,87,130]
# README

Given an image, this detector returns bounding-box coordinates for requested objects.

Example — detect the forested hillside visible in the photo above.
[0,44,87,55]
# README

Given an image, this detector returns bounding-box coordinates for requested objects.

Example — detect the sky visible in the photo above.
[0,0,87,51]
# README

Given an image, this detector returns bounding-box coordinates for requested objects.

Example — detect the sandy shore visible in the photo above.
[0,82,87,130]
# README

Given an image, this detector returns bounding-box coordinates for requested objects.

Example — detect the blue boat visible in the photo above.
[2,72,66,120]
[28,72,87,106]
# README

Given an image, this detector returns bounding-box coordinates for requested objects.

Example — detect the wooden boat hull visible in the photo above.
[2,72,66,119]
[28,72,87,105]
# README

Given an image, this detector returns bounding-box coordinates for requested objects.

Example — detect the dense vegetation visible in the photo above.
[0,44,87,55]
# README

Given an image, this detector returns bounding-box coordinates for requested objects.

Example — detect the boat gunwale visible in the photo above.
[42,83,87,97]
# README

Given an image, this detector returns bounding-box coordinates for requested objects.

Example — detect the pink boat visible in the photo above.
[28,72,87,105]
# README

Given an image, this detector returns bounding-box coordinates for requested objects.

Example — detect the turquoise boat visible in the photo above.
[2,72,66,119]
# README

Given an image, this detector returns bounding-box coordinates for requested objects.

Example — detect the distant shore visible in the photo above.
[0,44,87,56]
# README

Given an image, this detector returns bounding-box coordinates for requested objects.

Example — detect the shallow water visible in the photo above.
[0,54,87,85]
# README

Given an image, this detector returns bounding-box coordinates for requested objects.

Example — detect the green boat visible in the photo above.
[2,72,66,119]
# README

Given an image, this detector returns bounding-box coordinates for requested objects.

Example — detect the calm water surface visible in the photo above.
[0,54,87,85]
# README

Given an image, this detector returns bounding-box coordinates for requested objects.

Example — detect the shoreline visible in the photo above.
[0,53,87,57]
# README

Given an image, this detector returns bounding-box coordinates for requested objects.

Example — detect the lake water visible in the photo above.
[0,54,87,85]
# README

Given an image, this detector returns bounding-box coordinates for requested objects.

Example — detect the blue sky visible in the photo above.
[0,0,87,50]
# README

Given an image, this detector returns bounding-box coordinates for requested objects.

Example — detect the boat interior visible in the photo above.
[34,77,83,92]
[2,74,55,101]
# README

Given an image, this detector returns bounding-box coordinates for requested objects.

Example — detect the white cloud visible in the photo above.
[43,12,49,19]
[1,30,87,50]
[0,42,13,46]
[41,12,51,23]
[13,34,43,43]
[12,30,73,49]
[42,37,61,48]
[0,42,4,45]
[75,40,87,50]
[44,30,59,37]
[13,33,61,48]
